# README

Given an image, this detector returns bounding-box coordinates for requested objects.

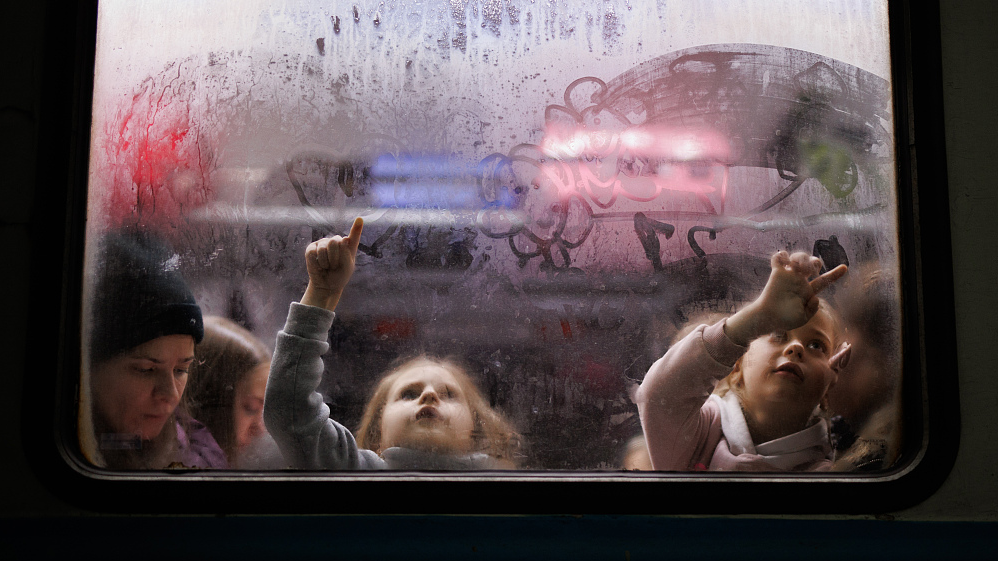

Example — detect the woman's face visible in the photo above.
[379,365,475,453]
[92,334,195,440]
[233,363,269,452]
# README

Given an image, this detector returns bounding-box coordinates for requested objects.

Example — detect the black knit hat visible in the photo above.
[89,230,204,365]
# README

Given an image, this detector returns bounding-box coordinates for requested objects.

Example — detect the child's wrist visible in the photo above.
[301,283,344,311]
[725,301,770,346]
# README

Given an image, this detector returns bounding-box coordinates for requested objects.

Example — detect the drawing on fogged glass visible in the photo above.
[80,0,902,473]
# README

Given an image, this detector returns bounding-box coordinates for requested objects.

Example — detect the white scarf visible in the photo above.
[708,393,832,470]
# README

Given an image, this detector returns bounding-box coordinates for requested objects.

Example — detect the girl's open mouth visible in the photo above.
[774,362,804,382]
[415,406,439,420]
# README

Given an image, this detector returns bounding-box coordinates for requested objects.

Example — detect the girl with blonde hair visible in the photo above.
[636,251,851,471]
[264,218,520,470]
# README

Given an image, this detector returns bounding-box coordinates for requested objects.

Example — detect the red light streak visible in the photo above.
[95,83,216,235]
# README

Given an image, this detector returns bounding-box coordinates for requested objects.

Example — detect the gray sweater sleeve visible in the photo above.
[263,302,386,470]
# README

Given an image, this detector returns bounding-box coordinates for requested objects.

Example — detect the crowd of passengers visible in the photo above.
[84,221,901,472]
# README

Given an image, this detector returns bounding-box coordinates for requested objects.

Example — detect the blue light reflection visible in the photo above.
[368,154,516,209]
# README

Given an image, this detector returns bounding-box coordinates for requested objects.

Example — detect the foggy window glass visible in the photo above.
[80,0,901,473]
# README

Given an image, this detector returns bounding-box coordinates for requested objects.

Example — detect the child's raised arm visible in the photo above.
[264,216,386,470]
[300,217,364,312]
[636,250,850,471]
[724,250,847,348]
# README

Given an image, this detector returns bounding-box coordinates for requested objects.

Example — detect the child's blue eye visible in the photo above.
[400,388,419,400]
[807,340,827,353]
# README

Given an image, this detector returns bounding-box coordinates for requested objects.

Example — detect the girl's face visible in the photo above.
[737,310,838,416]
[92,334,195,440]
[233,363,269,452]
[379,365,475,453]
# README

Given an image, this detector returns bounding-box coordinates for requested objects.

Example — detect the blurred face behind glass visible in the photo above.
[234,363,269,452]
[379,365,475,454]
[93,334,195,440]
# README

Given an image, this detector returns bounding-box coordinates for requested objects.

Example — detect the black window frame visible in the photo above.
[25,0,959,515]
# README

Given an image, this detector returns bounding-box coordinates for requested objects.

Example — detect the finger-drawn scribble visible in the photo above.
[465,45,892,271]
[633,212,676,272]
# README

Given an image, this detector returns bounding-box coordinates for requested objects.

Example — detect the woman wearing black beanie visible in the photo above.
[85,229,227,470]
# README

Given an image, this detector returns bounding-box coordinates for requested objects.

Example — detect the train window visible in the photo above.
[47,0,956,513]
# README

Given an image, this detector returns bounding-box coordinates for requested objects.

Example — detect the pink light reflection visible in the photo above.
[538,123,733,210]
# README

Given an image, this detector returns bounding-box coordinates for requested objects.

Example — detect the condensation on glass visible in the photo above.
[80,0,901,472]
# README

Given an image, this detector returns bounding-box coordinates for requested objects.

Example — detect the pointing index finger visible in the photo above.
[809,264,848,295]
[345,217,364,255]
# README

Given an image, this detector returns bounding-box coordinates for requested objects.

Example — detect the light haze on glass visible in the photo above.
[81,0,900,471]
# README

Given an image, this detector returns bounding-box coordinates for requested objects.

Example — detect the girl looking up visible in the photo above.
[635,251,850,471]
[264,218,520,470]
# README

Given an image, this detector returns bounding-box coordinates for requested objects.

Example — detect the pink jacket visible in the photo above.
[635,321,832,472]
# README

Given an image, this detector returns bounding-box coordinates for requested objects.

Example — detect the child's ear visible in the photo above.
[729,357,745,388]
[731,356,743,373]
[829,342,852,373]
[819,351,843,413]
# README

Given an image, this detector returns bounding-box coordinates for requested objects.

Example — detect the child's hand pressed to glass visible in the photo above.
[722,251,852,442]
[725,250,847,351]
